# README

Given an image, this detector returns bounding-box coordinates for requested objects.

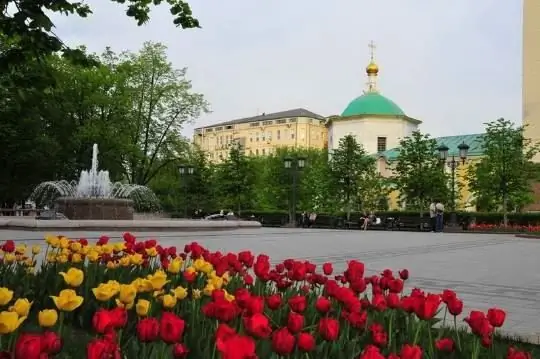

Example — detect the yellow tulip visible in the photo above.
[146,270,169,290]
[92,283,118,301]
[56,255,68,264]
[24,258,34,267]
[145,247,158,257]
[9,298,32,317]
[15,244,27,255]
[45,235,59,247]
[87,250,100,262]
[167,258,183,274]
[119,257,130,267]
[130,254,144,265]
[70,242,82,253]
[162,294,177,309]
[101,245,113,255]
[203,284,215,296]
[0,288,14,306]
[118,284,137,304]
[113,243,125,253]
[61,248,70,256]
[26,267,35,275]
[224,291,235,302]
[172,286,188,300]
[115,299,134,310]
[0,311,26,334]
[222,272,231,284]
[192,289,202,300]
[59,237,69,249]
[71,253,83,263]
[3,253,15,263]
[135,299,150,316]
[38,309,58,327]
[106,261,117,270]
[210,277,224,290]
[50,289,84,312]
[46,254,56,263]
[59,268,84,287]
[80,246,90,255]
[132,278,153,293]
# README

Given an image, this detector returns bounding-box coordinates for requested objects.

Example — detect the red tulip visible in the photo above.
[41,331,62,354]
[172,343,189,358]
[315,297,332,313]
[271,328,295,355]
[487,307,506,327]
[266,294,282,310]
[447,297,463,316]
[297,332,315,352]
[400,344,423,359]
[322,262,333,275]
[243,313,272,338]
[217,333,257,359]
[318,317,339,341]
[137,317,160,342]
[358,345,385,359]
[464,311,493,337]
[435,338,455,352]
[14,333,42,359]
[160,312,186,344]
[288,295,307,313]
[92,309,115,334]
[286,312,304,334]
[87,338,121,359]
[414,293,441,320]
[399,269,409,280]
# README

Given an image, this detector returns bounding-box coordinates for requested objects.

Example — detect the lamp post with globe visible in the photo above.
[437,142,470,225]
[284,156,306,227]
[178,164,195,218]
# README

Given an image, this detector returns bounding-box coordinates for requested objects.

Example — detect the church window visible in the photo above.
[277,130,281,140]
[377,137,387,152]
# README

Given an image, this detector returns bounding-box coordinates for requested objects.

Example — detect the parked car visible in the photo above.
[36,211,67,220]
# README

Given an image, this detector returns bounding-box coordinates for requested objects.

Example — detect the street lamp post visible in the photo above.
[178,164,195,218]
[437,142,469,225]
[284,156,306,227]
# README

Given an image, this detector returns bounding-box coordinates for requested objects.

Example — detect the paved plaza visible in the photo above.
[2,228,540,340]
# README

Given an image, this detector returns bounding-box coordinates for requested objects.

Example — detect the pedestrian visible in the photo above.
[429,201,437,232]
[435,200,445,232]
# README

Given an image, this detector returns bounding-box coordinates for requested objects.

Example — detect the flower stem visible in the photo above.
[454,316,462,352]
[413,321,423,345]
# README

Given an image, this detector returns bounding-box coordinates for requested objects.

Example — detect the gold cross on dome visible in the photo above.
[368,41,376,60]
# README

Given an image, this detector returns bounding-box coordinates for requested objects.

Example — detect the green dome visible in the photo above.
[341,92,405,117]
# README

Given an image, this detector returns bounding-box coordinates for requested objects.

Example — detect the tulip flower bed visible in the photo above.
[469,223,540,233]
[0,234,537,359]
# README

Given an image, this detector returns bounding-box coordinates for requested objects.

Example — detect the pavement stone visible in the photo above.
[1,227,540,340]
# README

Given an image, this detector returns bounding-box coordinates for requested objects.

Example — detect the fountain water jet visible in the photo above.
[30,144,160,220]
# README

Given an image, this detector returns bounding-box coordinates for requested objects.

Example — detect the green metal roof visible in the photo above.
[379,133,485,161]
[341,92,406,117]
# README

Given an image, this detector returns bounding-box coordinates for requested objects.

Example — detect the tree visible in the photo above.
[467,118,539,225]
[214,143,256,214]
[393,131,448,214]
[358,170,391,212]
[115,42,209,185]
[329,135,374,219]
[0,0,199,72]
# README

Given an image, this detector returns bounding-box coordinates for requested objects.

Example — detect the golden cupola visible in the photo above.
[366,61,379,75]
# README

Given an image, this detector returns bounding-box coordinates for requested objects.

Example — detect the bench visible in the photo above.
[260,215,287,227]
[310,215,338,229]
[366,217,393,230]
[343,216,362,229]
[395,216,431,231]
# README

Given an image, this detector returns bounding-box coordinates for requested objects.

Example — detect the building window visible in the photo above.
[256,132,259,141]
[289,118,297,123]
[377,137,387,152]
[291,131,295,139]
[277,130,281,140]
[267,131,272,140]
[262,120,273,126]
[276,119,286,124]
[262,149,266,155]
[256,149,259,155]
[250,122,260,127]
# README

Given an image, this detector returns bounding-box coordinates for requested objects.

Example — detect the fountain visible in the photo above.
[30,144,160,220]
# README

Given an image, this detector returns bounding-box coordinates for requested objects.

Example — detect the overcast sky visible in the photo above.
[53,0,522,139]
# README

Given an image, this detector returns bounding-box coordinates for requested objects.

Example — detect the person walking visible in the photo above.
[435,200,445,232]
[429,201,437,232]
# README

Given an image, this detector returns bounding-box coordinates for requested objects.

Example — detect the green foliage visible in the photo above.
[0,0,199,72]
[329,135,378,218]
[393,131,448,213]
[213,143,256,214]
[466,118,539,223]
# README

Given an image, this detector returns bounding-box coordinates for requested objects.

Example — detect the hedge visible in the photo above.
[170,210,540,226]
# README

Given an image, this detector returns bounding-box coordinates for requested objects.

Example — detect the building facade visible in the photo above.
[193,109,327,162]
[523,0,540,162]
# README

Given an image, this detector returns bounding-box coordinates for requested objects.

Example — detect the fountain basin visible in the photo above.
[55,197,134,220]
[0,218,261,231]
